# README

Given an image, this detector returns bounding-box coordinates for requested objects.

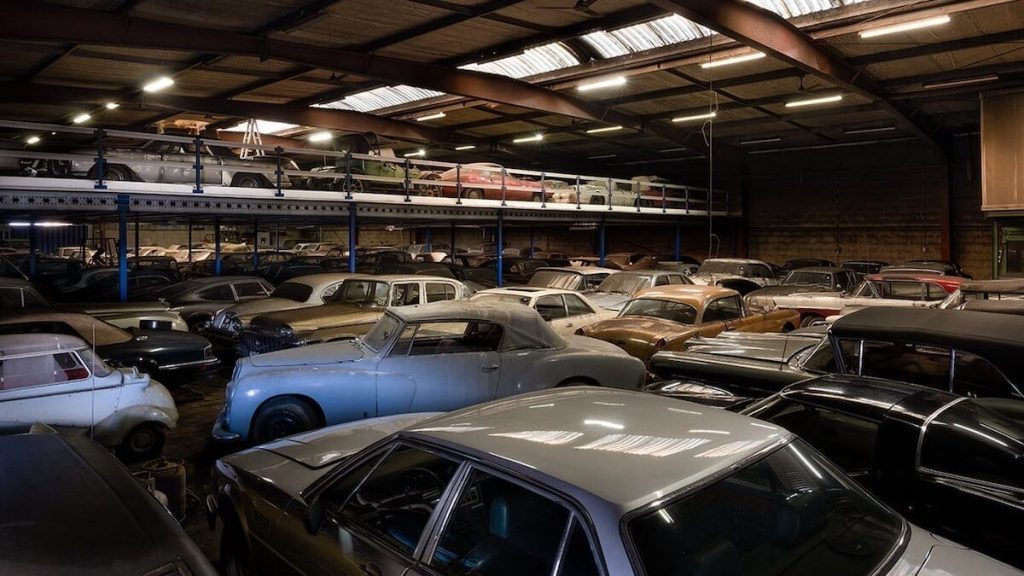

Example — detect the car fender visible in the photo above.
[92,404,177,446]
[513,348,646,391]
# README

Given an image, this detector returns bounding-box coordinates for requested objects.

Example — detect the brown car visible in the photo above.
[577,285,799,363]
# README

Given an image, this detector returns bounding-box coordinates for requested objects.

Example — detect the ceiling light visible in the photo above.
[454,145,476,151]
[740,137,782,145]
[586,125,623,134]
[658,146,687,153]
[416,112,446,122]
[9,221,72,227]
[25,136,40,145]
[859,15,950,38]
[307,131,332,142]
[922,74,999,90]
[577,76,626,92]
[513,134,543,143]
[404,148,426,157]
[701,52,766,69]
[785,94,842,108]
[672,111,716,123]
[72,113,91,124]
[142,76,175,92]
[844,125,896,135]
[105,102,119,110]
[587,154,616,159]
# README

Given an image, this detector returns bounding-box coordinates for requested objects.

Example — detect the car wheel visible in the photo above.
[590,196,606,205]
[465,188,484,199]
[800,315,824,328]
[252,397,320,444]
[232,173,263,188]
[557,378,594,388]
[532,192,543,202]
[220,520,252,576]
[117,423,165,463]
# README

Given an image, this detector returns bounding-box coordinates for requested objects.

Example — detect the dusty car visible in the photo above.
[939,277,1024,309]
[843,259,889,277]
[744,266,860,325]
[526,265,616,291]
[779,258,836,275]
[549,178,636,205]
[578,285,800,363]
[689,257,780,294]
[0,334,177,460]
[433,162,547,202]
[889,259,971,278]
[586,269,693,311]
[0,313,217,384]
[238,275,468,356]
[213,303,645,443]
[144,276,274,331]
[0,430,217,575]
[743,374,1024,568]
[474,256,548,285]
[209,387,1021,576]
[470,287,615,336]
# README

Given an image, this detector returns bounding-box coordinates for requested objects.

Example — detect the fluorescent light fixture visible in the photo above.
[416,112,446,122]
[740,137,782,145]
[859,14,950,38]
[785,94,842,108]
[25,136,40,145]
[512,134,543,143]
[9,221,72,227]
[844,125,896,135]
[586,125,623,134]
[672,111,716,123]
[577,75,626,92]
[142,76,175,92]
[404,148,426,157]
[72,113,91,124]
[658,146,687,153]
[105,102,119,110]
[922,74,999,90]
[701,51,766,69]
[454,145,476,151]
[587,154,616,159]
[307,131,333,142]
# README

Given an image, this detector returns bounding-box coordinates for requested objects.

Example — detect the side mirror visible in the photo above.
[303,499,324,536]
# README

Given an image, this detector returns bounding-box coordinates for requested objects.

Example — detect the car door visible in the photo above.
[562,293,603,333]
[0,351,119,428]
[374,321,502,415]
[389,282,422,307]
[701,295,746,334]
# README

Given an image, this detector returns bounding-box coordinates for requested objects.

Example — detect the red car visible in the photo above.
[433,163,548,202]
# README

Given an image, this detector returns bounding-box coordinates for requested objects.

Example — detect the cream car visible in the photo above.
[470,287,615,336]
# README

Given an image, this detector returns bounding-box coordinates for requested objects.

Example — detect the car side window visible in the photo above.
[750,264,772,279]
[925,283,948,300]
[654,275,671,286]
[396,322,503,356]
[558,519,602,576]
[0,352,88,390]
[920,401,1024,489]
[952,351,1021,398]
[564,294,593,317]
[391,283,421,306]
[536,295,567,320]
[319,450,388,514]
[198,285,234,301]
[703,296,743,322]
[860,341,951,390]
[322,282,343,299]
[0,288,21,308]
[426,282,457,303]
[233,282,267,298]
[339,445,461,555]
[431,468,571,576]
[802,341,838,372]
[667,274,685,285]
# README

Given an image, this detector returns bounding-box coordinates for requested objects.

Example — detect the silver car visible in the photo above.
[210,387,1021,576]
[212,302,646,443]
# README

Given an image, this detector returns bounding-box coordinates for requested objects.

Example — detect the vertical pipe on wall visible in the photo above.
[598,218,606,267]
[496,211,504,287]
[348,204,357,273]
[116,194,129,302]
[213,217,222,276]
[27,218,37,281]
[674,220,681,262]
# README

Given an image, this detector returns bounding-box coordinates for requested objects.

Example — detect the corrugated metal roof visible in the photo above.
[317,85,446,113]
[460,43,579,79]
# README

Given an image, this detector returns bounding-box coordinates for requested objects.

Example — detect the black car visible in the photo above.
[842,260,889,277]
[135,275,274,331]
[61,269,180,301]
[742,374,1024,568]
[0,312,218,383]
[263,260,329,284]
[0,430,217,576]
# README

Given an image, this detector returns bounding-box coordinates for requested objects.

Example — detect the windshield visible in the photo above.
[360,313,402,352]
[783,271,834,287]
[595,273,652,295]
[336,280,390,306]
[528,270,581,290]
[270,282,314,302]
[620,298,697,324]
[698,260,743,275]
[629,440,902,576]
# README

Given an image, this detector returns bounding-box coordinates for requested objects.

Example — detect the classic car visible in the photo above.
[548,178,637,205]
[206,272,364,357]
[209,387,1021,576]
[648,307,1024,405]
[470,287,615,336]
[603,252,649,269]
[743,375,1024,568]
[67,141,302,188]
[405,243,452,262]
[586,269,693,311]
[431,162,548,202]
[142,276,274,331]
[0,333,177,460]
[688,258,780,294]
[263,260,329,284]
[61,268,180,302]
[475,256,548,285]
[53,245,96,260]
[578,285,800,363]
[939,278,1024,309]
[779,258,836,275]
[213,304,646,443]
[0,431,217,575]
[888,259,971,278]
[764,272,967,326]
[0,313,217,383]
[0,277,187,332]
[842,260,889,277]
[238,275,468,356]
[744,266,860,323]
[526,265,616,292]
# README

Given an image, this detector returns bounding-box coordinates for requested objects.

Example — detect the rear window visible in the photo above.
[621,298,697,324]
[269,282,313,302]
[528,270,581,290]
[628,440,901,576]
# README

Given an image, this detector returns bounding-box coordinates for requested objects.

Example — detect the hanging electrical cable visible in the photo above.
[702,34,720,259]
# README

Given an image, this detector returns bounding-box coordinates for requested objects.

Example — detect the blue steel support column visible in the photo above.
[27,218,37,281]
[192,136,203,194]
[213,217,222,276]
[116,194,129,302]
[496,211,504,287]
[134,216,140,258]
[598,218,606,267]
[674,220,682,261]
[348,204,357,273]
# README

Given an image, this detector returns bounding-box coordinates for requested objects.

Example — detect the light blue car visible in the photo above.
[213,301,646,443]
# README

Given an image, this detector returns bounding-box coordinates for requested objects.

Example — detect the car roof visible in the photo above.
[0,333,87,357]
[365,274,461,282]
[787,266,848,273]
[960,278,1024,294]
[406,387,790,513]
[634,284,736,305]
[287,272,372,287]
[476,287,576,297]
[391,301,561,348]
[534,266,616,275]
[866,272,967,283]
[778,374,956,421]
[702,258,768,264]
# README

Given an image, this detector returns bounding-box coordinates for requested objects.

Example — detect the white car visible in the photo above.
[689,257,780,293]
[470,287,615,336]
[54,246,96,260]
[549,179,637,205]
[0,333,178,461]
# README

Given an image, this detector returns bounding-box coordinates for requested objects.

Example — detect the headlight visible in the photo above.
[278,325,295,337]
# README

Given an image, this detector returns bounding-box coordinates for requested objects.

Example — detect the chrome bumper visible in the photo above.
[159,357,220,372]
[211,409,241,442]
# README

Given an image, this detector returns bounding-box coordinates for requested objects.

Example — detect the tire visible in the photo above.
[117,423,165,462]
[557,378,594,388]
[800,315,824,328]
[590,195,606,205]
[232,173,263,188]
[532,192,543,202]
[48,159,72,178]
[782,323,795,333]
[220,520,252,576]
[465,188,484,200]
[251,397,320,444]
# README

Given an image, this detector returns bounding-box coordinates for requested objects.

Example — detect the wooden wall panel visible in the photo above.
[982,91,1024,212]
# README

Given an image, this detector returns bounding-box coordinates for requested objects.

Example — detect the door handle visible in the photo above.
[482,364,499,372]
[359,563,381,576]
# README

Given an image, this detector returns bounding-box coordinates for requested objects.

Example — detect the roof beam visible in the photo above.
[0,1,691,146]
[647,0,946,153]
[362,0,533,51]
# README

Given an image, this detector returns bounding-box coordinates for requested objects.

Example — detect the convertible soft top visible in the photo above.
[391,301,563,350]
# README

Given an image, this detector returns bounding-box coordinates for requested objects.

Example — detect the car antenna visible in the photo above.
[90,321,97,440]
[780,331,791,373]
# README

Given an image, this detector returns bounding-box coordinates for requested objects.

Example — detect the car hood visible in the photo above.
[228,297,314,321]
[101,329,209,355]
[585,291,632,311]
[251,303,379,331]
[689,272,742,285]
[61,301,172,314]
[914,540,1020,576]
[747,285,836,300]
[249,339,366,368]
[583,317,696,361]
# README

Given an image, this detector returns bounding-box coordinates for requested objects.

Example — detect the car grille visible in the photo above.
[238,331,298,356]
